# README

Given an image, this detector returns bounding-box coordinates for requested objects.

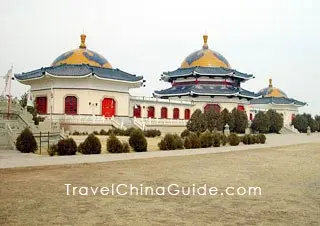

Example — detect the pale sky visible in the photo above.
[1,0,319,115]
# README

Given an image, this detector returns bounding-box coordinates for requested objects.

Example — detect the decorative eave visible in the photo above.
[161,66,254,82]
[250,97,306,107]
[14,64,144,85]
[154,85,260,99]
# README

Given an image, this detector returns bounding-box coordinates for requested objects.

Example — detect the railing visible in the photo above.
[133,117,187,128]
[130,96,193,105]
[60,115,113,125]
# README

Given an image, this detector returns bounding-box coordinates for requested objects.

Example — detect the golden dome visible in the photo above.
[51,34,112,68]
[258,78,288,98]
[180,35,231,69]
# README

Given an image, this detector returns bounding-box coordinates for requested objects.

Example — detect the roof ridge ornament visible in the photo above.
[269,78,273,88]
[79,34,87,49]
[202,34,208,49]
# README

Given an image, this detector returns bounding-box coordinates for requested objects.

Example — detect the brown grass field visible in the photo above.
[1,143,320,226]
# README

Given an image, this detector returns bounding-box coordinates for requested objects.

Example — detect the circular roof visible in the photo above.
[180,35,231,69]
[258,79,288,98]
[51,34,112,68]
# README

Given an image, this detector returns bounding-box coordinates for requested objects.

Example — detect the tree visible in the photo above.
[230,108,248,133]
[187,109,206,133]
[221,108,231,128]
[292,113,317,133]
[251,111,270,133]
[266,109,283,133]
[19,92,28,108]
[204,109,223,132]
[129,129,147,152]
[16,128,38,153]
[315,115,320,132]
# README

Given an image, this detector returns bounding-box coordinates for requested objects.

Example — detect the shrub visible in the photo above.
[180,129,190,138]
[93,131,99,135]
[16,128,38,153]
[173,134,184,149]
[188,133,201,148]
[125,127,136,136]
[48,144,58,156]
[257,134,266,144]
[242,134,252,145]
[184,137,192,149]
[158,134,183,150]
[107,134,123,153]
[144,129,161,138]
[252,135,260,144]
[228,133,240,146]
[79,133,101,154]
[99,129,108,135]
[212,132,221,147]
[129,129,147,152]
[220,134,228,146]
[72,131,80,135]
[200,131,213,148]
[57,138,77,155]
[122,142,130,153]
[229,108,248,133]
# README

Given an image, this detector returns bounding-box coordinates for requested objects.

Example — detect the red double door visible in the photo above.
[102,98,116,118]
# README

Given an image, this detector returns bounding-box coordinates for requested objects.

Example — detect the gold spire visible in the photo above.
[79,34,87,49]
[269,78,273,88]
[202,34,208,49]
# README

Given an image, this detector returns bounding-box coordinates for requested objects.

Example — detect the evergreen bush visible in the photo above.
[48,144,58,156]
[184,136,192,149]
[228,133,240,146]
[79,133,101,154]
[257,134,266,144]
[200,131,213,148]
[107,134,123,153]
[220,134,228,146]
[99,129,108,135]
[212,132,221,147]
[188,133,201,148]
[122,142,130,153]
[129,129,147,152]
[57,138,77,155]
[180,129,190,138]
[16,128,38,153]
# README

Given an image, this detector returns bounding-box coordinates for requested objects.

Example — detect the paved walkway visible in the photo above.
[1,134,320,169]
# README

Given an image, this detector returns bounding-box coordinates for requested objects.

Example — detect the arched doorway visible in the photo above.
[65,96,77,115]
[102,98,116,118]
[36,96,47,114]
[147,106,155,118]
[184,109,190,120]
[133,105,141,118]
[173,108,180,119]
[161,107,168,119]
[204,104,221,113]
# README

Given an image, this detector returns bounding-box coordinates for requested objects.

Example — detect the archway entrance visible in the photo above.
[204,104,221,113]
[102,98,116,118]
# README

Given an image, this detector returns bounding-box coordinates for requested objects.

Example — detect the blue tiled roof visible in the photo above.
[154,84,259,99]
[14,64,143,82]
[162,67,253,82]
[250,97,306,106]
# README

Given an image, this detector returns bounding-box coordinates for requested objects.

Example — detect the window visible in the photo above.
[173,108,180,119]
[147,106,155,118]
[184,109,191,120]
[36,96,47,114]
[65,96,77,115]
[204,104,220,113]
[161,107,168,119]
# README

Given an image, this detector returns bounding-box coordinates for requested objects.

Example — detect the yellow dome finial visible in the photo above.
[269,78,273,88]
[79,34,87,48]
[203,34,208,49]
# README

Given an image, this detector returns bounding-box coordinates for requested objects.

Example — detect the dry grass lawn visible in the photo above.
[1,143,320,225]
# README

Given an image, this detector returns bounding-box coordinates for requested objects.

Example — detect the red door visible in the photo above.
[161,107,167,119]
[133,105,141,118]
[173,108,180,119]
[237,105,245,111]
[184,109,190,120]
[36,97,47,114]
[147,106,155,118]
[102,98,116,118]
[204,104,220,113]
